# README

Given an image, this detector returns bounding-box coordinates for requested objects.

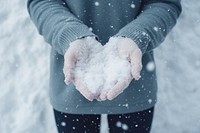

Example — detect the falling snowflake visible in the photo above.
[94,1,100,6]
[116,121,122,127]
[89,27,93,31]
[146,61,155,72]
[153,27,158,31]
[110,25,114,29]
[61,122,66,127]
[122,124,129,130]
[131,4,135,8]
[123,103,129,107]
[148,99,152,104]
[142,31,147,36]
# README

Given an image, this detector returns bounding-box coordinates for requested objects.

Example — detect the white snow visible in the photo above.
[61,122,66,127]
[148,99,153,104]
[1,0,200,133]
[131,4,136,9]
[116,121,122,127]
[122,123,129,130]
[146,61,155,72]
[115,121,129,130]
[153,27,159,31]
[73,37,131,95]
[94,1,100,6]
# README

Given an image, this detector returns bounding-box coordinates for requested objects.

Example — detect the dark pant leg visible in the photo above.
[107,107,154,133]
[53,109,101,133]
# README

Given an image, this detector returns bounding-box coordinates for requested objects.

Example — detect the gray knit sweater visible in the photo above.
[27,0,181,114]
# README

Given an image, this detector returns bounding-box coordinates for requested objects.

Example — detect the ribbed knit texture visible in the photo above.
[58,25,97,55]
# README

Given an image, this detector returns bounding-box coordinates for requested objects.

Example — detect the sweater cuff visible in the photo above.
[114,29,151,54]
[58,25,97,55]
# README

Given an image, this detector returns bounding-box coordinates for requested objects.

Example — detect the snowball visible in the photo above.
[73,37,131,97]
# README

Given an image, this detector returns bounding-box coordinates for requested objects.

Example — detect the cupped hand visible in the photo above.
[63,36,101,101]
[99,37,143,101]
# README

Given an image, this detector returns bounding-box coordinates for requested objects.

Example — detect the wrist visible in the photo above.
[69,36,96,46]
[110,36,140,50]
[114,30,151,54]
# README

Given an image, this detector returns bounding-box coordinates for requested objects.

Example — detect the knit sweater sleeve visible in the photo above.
[27,0,96,55]
[115,0,182,54]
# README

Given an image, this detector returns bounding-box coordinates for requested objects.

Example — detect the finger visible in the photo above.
[93,92,101,101]
[107,81,127,100]
[98,89,109,101]
[129,50,142,80]
[74,78,94,101]
[96,93,102,101]
[63,50,76,84]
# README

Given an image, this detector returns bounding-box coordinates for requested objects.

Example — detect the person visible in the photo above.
[27,0,182,132]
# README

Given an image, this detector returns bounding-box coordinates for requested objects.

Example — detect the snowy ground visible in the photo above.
[0,0,200,133]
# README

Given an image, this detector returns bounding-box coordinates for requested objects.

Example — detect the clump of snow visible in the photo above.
[74,37,131,95]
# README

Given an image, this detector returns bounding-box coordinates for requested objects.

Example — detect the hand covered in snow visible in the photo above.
[99,37,143,101]
[63,36,101,101]
[114,37,143,79]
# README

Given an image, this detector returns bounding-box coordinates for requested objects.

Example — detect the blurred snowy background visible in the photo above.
[0,0,200,133]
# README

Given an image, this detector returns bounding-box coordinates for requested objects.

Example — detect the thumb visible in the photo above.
[130,50,142,80]
[63,49,76,85]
